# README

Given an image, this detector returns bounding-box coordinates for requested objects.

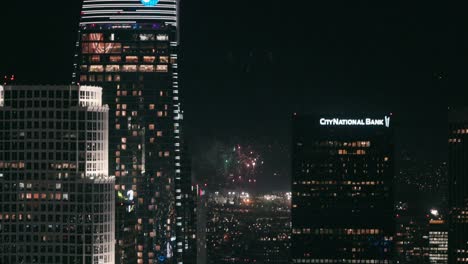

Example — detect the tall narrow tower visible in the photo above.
[73,1,191,263]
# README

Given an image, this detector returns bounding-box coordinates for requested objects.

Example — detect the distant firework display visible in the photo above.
[219,144,263,187]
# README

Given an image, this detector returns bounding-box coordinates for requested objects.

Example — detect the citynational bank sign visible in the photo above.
[319,116,391,128]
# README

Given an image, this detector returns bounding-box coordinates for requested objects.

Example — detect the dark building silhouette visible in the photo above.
[394,204,430,263]
[291,113,395,263]
[448,108,468,264]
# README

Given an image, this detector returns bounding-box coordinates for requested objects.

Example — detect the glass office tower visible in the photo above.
[73,1,193,263]
[291,113,395,263]
[0,85,114,264]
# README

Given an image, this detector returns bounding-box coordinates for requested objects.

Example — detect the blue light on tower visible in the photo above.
[140,0,159,6]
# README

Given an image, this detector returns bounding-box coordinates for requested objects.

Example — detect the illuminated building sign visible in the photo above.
[319,116,391,127]
[141,0,159,6]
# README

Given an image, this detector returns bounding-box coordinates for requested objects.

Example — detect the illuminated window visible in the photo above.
[89,65,104,72]
[106,65,120,72]
[89,42,121,54]
[122,65,137,72]
[126,56,139,63]
[89,33,104,41]
[149,104,155,110]
[139,65,154,72]
[139,34,155,41]
[160,56,169,63]
[149,124,155,130]
[109,56,121,62]
[90,55,101,63]
[143,56,156,63]
[82,44,90,54]
[157,34,169,41]
[156,65,168,72]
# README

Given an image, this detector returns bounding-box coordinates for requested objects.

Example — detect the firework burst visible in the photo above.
[219,144,263,187]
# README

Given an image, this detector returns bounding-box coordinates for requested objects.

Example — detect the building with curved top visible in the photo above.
[0,85,114,264]
[73,1,194,263]
[78,0,178,26]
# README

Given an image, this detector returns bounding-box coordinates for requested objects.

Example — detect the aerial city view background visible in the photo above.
[0,0,467,264]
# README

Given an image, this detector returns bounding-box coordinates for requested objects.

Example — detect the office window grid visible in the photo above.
[0,85,114,264]
[292,115,394,264]
[74,20,191,263]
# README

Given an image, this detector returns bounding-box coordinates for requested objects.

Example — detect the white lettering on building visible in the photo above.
[319,116,391,127]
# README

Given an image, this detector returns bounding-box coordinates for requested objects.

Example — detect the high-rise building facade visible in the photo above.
[428,210,448,264]
[0,85,114,264]
[291,114,395,263]
[448,108,468,264]
[73,1,192,263]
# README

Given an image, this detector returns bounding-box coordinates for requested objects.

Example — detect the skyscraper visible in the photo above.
[0,85,114,264]
[73,1,192,263]
[428,210,448,264]
[448,108,468,264]
[291,113,395,263]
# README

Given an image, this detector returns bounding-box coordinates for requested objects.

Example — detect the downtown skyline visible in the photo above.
[0,1,461,191]
[0,1,467,264]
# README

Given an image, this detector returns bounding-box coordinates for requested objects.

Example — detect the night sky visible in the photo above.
[0,1,464,192]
